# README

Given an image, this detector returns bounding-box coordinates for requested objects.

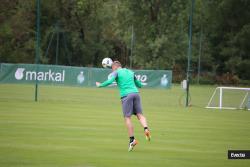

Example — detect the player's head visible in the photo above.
[112,61,122,71]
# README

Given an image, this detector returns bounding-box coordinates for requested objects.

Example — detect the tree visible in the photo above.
[0,0,249,80]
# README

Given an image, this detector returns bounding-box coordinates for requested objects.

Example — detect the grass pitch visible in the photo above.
[0,84,249,167]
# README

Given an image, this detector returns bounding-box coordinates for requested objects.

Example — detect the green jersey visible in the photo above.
[98,68,142,97]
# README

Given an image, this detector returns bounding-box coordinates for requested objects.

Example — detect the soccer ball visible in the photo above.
[102,57,113,68]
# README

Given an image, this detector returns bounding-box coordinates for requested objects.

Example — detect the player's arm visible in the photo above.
[96,72,117,88]
[134,75,142,88]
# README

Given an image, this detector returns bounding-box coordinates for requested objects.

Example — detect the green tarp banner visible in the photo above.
[0,63,172,88]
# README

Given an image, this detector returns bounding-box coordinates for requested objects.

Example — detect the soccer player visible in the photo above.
[96,61,151,151]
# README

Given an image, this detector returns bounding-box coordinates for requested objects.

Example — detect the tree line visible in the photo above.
[0,0,249,82]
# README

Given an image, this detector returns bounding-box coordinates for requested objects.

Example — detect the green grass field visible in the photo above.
[0,84,249,167]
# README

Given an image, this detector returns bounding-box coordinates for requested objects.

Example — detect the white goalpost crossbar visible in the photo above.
[206,87,250,110]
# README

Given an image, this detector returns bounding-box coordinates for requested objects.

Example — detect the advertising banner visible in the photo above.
[0,63,172,88]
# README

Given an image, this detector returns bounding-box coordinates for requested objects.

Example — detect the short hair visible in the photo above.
[112,61,122,67]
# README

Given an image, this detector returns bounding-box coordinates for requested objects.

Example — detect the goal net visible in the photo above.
[206,87,250,110]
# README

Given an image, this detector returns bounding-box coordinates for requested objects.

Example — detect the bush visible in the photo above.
[215,73,240,85]
[238,79,250,86]
[191,72,216,85]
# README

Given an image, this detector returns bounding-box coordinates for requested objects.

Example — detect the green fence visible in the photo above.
[0,63,172,88]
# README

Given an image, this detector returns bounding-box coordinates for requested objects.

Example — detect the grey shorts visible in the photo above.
[121,93,143,117]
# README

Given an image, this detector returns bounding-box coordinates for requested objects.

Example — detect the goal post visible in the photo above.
[206,87,250,110]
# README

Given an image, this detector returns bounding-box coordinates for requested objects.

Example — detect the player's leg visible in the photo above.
[124,116,138,151]
[133,94,151,141]
[136,113,151,141]
[122,95,138,151]
[124,116,134,137]
[136,113,148,128]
